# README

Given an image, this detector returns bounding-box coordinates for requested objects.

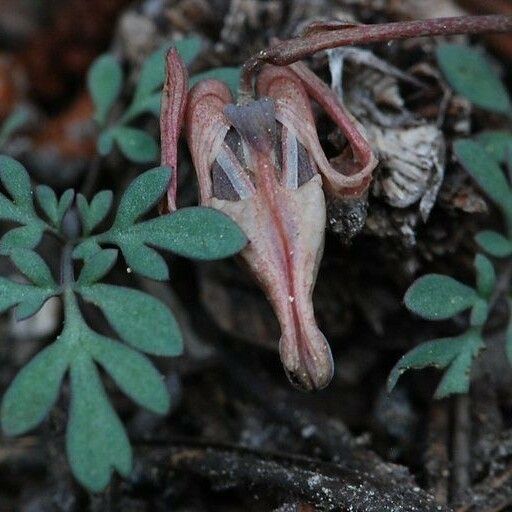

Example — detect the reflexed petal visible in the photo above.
[186,79,234,202]
[257,64,377,198]
[160,48,189,211]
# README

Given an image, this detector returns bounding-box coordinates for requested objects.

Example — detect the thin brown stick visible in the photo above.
[241,15,512,92]
[425,402,450,504]
[452,394,472,502]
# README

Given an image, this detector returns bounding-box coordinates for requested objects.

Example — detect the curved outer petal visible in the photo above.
[160,48,188,212]
[257,64,377,198]
[186,79,233,203]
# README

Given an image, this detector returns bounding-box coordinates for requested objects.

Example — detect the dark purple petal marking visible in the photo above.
[213,144,254,200]
[224,98,277,154]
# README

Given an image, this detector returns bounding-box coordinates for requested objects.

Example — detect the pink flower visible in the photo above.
[161,49,377,390]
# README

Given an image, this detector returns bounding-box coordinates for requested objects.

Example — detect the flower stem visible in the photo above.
[241,14,512,92]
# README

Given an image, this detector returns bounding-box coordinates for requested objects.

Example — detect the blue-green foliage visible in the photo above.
[87,38,202,164]
[436,44,512,116]
[389,44,512,398]
[87,37,243,164]
[0,107,29,149]
[0,157,246,491]
[189,67,242,98]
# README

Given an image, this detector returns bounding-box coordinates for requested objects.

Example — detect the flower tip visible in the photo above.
[279,329,334,391]
[166,46,185,67]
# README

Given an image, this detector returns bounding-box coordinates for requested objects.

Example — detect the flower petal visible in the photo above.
[186,80,234,202]
[257,64,377,197]
[160,48,189,211]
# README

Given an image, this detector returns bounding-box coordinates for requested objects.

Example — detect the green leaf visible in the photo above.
[0,224,43,254]
[88,191,113,225]
[36,186,74,227]
[140,93,161,116]
[0,191,23,223]
[89,335,169,414]
[87,170,245,279]
[0,157,54,247]
[124,92,161,120]
[107,207,246,261]
[0,107,29,147]
[388,336,465,389]
[72,239,103,261]
[470,298,488,327]
[476,230,512,257]
[434,335,482,398]
[76,195,88,220]
[1,343,69,435]
[77,249,118,285]
[405,274,477,320]
[35,185,58,225]
[454,139,512,210]
[388,329,484,398]
[475,131,512,164]
[119,242,168,280]
[133,46,168,103]
[0,276,55,319]
[97,206,246,279]
[77,190,113,235]
[436,44,512,115]
[474,254,495,298]
[0,275,44,307]
[0,158,48,244]
[97,130,115,156]
[0,155,35,215]
[67,353,132,492]
[174,36,202,65]
[87,54,123,126]
[121,37,202,124]
[58,189,74,222]
[112,166,170,228]
[132,37,201,105]
[147,207,248,259]
[113,126,158,163]
[77,190,113,236]
[77,283,182,356]
[190,67,241,97]
[15,295,50,321]
[9,248,56,287]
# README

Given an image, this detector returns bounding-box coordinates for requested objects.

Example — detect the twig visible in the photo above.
[452,395,472,502]
[425,402,450,504]
[241,15,512,91]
